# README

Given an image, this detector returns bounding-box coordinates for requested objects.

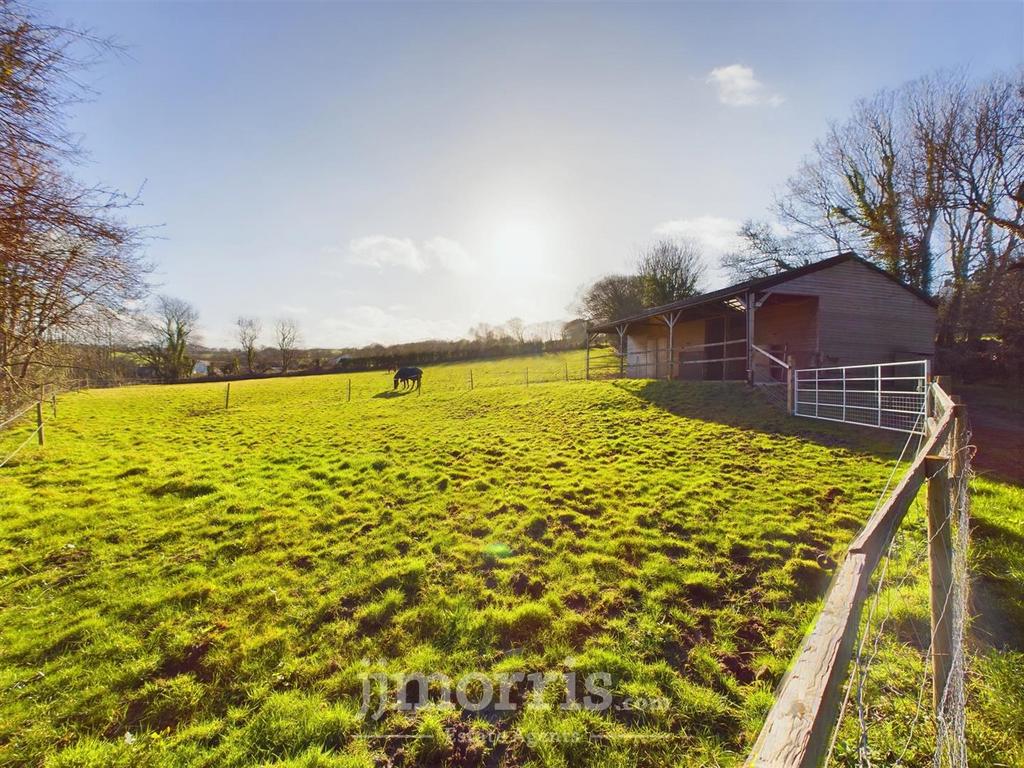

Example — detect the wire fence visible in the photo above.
[0,359,619,467]
[0,381,79,469]
[749,380,971,768]
[824,414,972,768]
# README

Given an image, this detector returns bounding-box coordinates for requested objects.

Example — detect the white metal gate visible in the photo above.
[794,360,930,435]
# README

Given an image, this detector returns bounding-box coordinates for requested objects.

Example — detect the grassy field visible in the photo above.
[0,353,1019,767]
[828,476,1024,767]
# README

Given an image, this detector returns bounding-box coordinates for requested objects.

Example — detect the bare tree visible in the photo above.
[771,68,1024,377]
[944,72,1024,241]
[138,297,199,381]
[236,316,262,373]
[0,2,148,406]
[506,317,526,344]
[275,318,301,372]
[469,323,499,343]
[636,237,705,306]
[720,220,820,281]
[781,91,937,290]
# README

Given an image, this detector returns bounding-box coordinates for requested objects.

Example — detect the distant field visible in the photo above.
[0,354,1017,767]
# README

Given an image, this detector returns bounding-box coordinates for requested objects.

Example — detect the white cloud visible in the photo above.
[423,236,476,274]
[345,235,473,274]
[706,64,784,107]
[348,235,427,272]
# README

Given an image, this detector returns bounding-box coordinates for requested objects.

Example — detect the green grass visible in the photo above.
[827,474,1024,766]
[0,353,1014,766]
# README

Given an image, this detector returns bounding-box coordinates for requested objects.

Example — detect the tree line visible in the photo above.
[134,304,586,382]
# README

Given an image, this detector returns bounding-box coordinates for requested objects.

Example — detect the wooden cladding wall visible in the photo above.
[753,297,819,368]
[780,259,935,366]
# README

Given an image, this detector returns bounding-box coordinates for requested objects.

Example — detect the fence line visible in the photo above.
[747,379,969,767]
[0,401,37,432]
[0,422,44,468]
[0,380,86,468]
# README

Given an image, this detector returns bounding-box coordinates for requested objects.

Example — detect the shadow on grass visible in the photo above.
[619,379,905,460]
[970,511,1024,653]
[372,389,418,399]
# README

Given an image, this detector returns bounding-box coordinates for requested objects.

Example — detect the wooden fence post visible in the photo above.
[36,401,44,446]
[347,379,352,402]
[564,363,568,382]
[925,453,954,711]
[51,393,57,418]
[469,369,474,391]
[225,382,231,409]
[748,405,957,767]
[525,369,529,387]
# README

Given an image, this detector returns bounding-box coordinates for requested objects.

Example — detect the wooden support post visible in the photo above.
[584,334,591,381]
[36,401,44,446]
[469,369,474,390]
[786,355,796,415]
[660,311,680,381]
[564,363,568,382]
[616,325,628,377]
[667,322,673,380]
[745,291,755,386]
[225,382,231,409]
[925,453,954,712]
[347,379,352,402]
[51,393,57,419]
[525,369,529,387]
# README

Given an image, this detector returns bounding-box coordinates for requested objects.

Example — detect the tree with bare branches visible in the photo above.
[506,317,526,344]
[275,318,301,373]
[236,317,262,373]
[743,68,1023,379]
[720,220,820,281]
[0,1,148,406]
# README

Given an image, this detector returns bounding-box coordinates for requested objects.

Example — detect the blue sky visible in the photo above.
[50,1,1023,348]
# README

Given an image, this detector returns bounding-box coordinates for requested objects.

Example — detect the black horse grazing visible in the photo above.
[393,366,423,391]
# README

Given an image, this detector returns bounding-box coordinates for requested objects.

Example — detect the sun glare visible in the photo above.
[487,218,552,290]
[491,217,548,273]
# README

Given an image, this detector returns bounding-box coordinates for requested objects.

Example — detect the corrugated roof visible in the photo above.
[587,252,936,333]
